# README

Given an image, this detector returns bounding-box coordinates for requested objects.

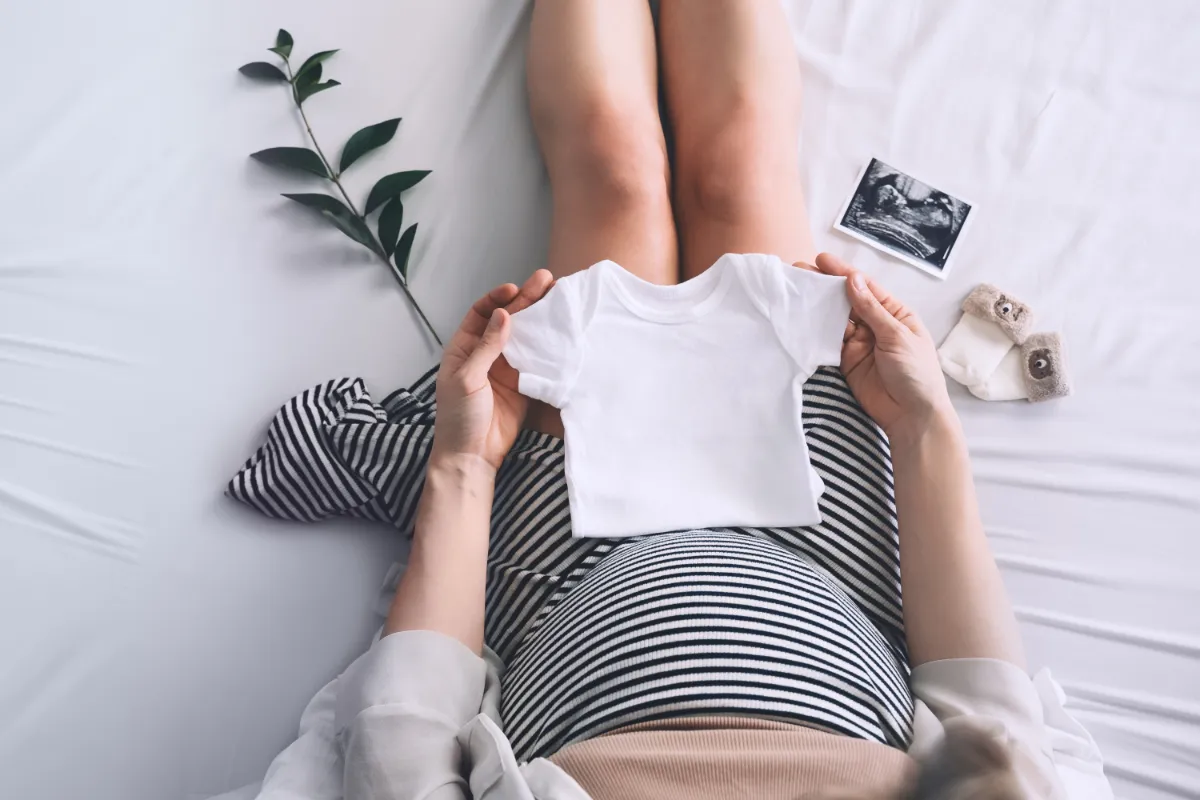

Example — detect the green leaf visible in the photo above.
[394,223,418,281]
[239,61,288,81]
[283,193,380,255]
[250,147,329,178]
[295,62,322,89]
[297,79,340,104]
[269,29,293,59]
[339,118,401,173]
[365,170,431,213]
[295,49,338,84]
[377,198,404,258]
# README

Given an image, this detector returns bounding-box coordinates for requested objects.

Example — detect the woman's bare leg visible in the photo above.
[525,0,676,434]
[660,0,817,278]
[527,0,677,283]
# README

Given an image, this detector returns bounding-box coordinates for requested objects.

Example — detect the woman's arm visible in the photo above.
[340,275,555,800]
[382,270,554,653]
[889,411,1025,667]
[384,454,495,652]
[815,254,1025,668]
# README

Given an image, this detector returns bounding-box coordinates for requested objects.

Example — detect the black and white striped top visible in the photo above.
[500,529,912,758]
[228,366,915,762]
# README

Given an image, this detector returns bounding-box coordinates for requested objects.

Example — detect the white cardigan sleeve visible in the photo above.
[335,631,487,800]
[909,658,1111,800]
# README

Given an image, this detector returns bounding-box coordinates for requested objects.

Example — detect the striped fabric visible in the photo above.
[502,530,912,758]
[228,365,912,760]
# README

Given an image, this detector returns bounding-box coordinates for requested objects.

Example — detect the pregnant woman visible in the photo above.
[336,2,1062,798]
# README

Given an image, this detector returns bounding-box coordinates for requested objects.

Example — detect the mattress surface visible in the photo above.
[1,1,1197,799]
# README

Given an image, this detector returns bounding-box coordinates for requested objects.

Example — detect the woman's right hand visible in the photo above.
[432,270,555,473]
[814,253,955,438]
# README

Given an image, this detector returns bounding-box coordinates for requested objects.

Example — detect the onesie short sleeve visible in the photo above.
[774,264,851,373]
[734,254,850,375]
[503,274,589,408]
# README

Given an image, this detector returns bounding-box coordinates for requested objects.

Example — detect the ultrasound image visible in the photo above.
[839,159,971,272]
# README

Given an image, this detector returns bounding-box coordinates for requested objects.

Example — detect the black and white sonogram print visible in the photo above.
[837,158,972,275]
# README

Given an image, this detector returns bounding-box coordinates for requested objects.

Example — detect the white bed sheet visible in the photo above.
[1,1,1196,799]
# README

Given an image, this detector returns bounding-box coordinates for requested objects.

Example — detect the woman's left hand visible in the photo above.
[432,270,555,472]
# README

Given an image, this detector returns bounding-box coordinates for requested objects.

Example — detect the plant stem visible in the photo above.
[283,58,443,347]
[387,261,444,347]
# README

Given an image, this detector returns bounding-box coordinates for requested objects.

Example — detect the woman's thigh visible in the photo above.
[527,0,677,284]
[660,0,818,277]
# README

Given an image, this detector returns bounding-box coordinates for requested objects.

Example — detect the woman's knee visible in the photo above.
[535,92,670,213]
[675,95,800,223]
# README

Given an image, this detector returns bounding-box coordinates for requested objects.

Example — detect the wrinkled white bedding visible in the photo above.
[1,1,1197,799]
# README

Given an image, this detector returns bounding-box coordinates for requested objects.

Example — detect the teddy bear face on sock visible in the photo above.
[961,284,1034,344]
[1022,332,1070,402]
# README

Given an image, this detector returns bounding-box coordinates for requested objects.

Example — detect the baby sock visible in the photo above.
[969,332,1072,402]
[938,284,1034,386]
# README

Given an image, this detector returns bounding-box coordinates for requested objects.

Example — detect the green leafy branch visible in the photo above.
[240,29,441,346]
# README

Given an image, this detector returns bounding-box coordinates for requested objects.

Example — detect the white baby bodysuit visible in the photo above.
[503,253,850,538]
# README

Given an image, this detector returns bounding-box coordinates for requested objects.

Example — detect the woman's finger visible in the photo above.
[461,308,511,382]
[814,252,854,277]
[459,283,520,338]
[505,269,555,316]
[847,272,904,339]
[843,319,857,343]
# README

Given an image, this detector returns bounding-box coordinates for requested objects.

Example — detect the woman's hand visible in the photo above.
[816,256,1026,670]
[432,270,555,472]
[814,253,954,438]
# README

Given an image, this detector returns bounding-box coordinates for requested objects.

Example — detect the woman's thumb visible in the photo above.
[463,308,510,377]
[847,273,900,336]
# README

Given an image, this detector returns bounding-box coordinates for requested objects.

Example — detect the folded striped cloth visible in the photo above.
[227,367,439,532]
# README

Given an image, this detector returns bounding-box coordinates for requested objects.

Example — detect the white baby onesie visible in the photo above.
[503,253,850,538]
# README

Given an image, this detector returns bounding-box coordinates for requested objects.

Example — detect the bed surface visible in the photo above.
[2,1,1197,798]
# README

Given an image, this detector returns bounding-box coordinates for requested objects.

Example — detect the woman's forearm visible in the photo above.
[384,454,496,654]
[890,412,1026,668]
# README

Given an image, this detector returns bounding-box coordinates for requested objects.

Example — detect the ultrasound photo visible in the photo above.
[835,158,973,278]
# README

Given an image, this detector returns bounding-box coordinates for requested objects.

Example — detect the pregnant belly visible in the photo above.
[498,529,915,761]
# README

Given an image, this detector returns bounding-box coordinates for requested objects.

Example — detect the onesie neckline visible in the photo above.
[598,254,737,324]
